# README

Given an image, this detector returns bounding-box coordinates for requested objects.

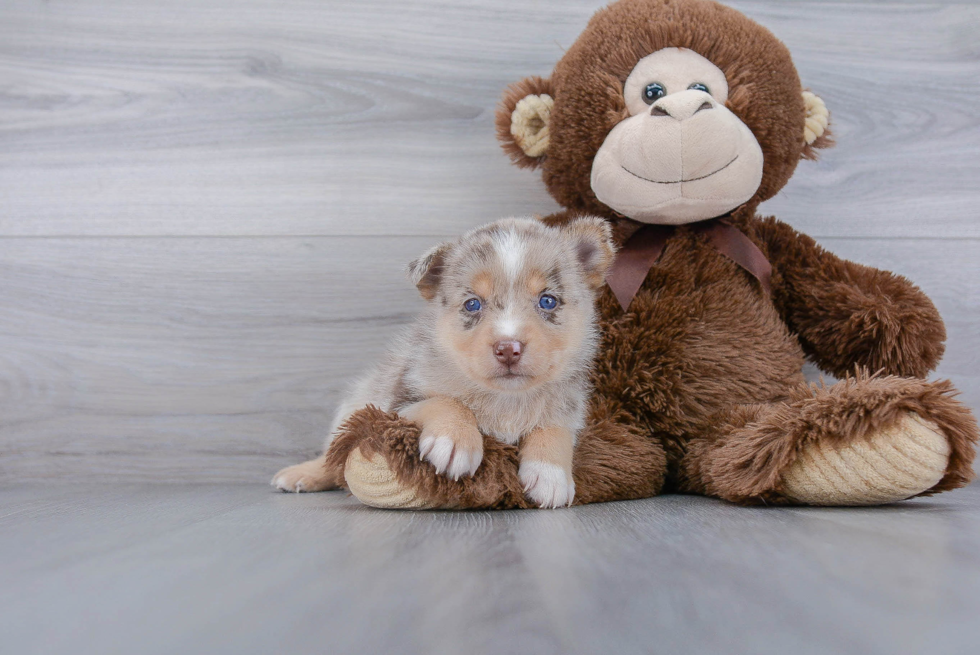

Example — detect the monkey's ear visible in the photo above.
[801,90,834,160]
[562,216,617,289]
[407,242,452,301]
[496,76,555,169]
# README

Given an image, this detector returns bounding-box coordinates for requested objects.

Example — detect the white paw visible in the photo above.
[520,460,575,508]
[272,469,308,493]
[419,434,482,480]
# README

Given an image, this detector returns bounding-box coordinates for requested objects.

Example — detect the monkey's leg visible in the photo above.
[327,406,529,510]
[331,407,667,509]
[571,418,667,505]
[681,374,977,505]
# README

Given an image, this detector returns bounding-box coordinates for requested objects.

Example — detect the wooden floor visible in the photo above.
[2,482,979,655]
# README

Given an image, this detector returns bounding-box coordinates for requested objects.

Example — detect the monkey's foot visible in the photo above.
[344,448,435,509]
[781,412,950,506]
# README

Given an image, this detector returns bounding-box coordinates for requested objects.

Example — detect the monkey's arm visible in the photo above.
[754,216,945,379]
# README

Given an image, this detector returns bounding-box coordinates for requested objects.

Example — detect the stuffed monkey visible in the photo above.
[283,0,977,508]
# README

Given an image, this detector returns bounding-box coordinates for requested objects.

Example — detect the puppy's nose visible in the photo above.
[494,341,523,366]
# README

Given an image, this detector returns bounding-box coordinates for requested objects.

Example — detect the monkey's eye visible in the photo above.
[642,82,666,104]
[688,83,710,94]
[538,294,558,311]
[463,298,482,312]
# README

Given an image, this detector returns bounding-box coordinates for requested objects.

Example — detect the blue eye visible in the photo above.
[642,82,666,105]
[464,298,482,312]
[538,294,558,311]
[688,82,709,94]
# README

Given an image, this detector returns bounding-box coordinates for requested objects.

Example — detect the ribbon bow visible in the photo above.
[605,219,772,311]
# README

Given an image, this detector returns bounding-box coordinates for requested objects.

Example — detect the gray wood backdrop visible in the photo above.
[1,0,977,483]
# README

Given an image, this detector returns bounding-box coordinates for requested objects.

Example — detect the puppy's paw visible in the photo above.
[419,428,483,480]
[271,458,335,493]
[520,460,575,508]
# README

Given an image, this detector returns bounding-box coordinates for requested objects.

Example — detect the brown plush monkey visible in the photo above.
[319,0,977,508]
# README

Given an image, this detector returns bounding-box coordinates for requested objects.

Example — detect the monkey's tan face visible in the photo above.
[590,47,765,225]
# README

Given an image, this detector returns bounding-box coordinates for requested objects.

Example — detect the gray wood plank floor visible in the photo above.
[2,482,980,655]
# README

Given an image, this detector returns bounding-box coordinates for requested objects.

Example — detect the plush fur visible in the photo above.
[536,0,813,214]
[321,0,977,508]
[325,405,669,509]
[683,372,978,504]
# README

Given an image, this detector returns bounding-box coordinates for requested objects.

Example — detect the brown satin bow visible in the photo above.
[605,218,772,311]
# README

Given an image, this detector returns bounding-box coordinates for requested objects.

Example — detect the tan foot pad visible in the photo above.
[344,448,435,510]
[781,412,951,506]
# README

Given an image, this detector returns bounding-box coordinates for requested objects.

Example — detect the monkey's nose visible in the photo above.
[651,90,715,121]
[494,341,523,366]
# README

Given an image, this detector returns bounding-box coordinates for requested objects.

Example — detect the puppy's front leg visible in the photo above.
[519,427,575,508]
[400,397,483,480]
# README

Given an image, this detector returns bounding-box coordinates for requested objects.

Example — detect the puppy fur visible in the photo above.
[272,216,615,507]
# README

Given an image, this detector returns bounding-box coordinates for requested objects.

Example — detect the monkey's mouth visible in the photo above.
[621,155,739,185]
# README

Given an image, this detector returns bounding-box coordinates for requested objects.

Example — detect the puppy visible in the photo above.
[272,216,615,507]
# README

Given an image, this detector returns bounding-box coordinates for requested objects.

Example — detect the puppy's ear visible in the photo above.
[563,217,616,289]
[496,76,554,169]
[407,242,452,301]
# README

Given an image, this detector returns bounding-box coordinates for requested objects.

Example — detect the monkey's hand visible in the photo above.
[758,217,945,379]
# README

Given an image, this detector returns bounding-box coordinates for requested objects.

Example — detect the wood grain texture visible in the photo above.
[2,482,980,655]
[0,0,978,238]
[0,236,429,480]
